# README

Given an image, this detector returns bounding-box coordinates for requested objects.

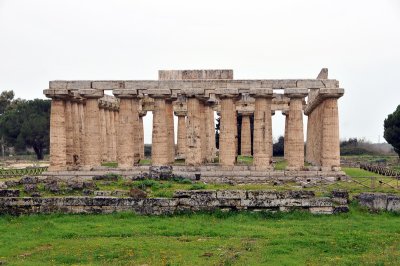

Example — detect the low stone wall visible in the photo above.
[0,190,348,216]
[356,193,400,212]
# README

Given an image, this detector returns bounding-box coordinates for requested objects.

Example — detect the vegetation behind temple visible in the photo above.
[0,90,50,160]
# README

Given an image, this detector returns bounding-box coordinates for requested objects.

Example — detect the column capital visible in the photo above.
[139,110,147,117]
[78,89,104,99]
[215,88,240,99]
[147,89,171,98]
[113,89,139,98]
[284,88,308,98]
[43,89,73,100]
[249,88,273,98]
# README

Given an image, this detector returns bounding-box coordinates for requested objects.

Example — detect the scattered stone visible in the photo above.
[331,190,349,199]
[82,189,94,196]
[0,189,20,197]
[94,191,112,197]
[44,181,60,193]
[93,174,120,181]
[24,184,38,193]
[0,182,7,189]
[19,176,39,184]
[149,166,173,179]
[31,192,42,198]
[129,188,147,199]
[4,180,19,187]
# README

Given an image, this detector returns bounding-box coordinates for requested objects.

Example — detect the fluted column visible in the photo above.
[99,105,107,162]
[186,97,202,166]
[78,102,85,166]
[71,100,81,165]
[321,98,340,168]
[105,105,113,162]
[65,100,74,166]
[80,89,104,169]
[216,90,239,167]
[165,99,175,164]
[284,89,307,170]
[48,99,67,171]
[205,103,216,162]
[112,108,118,162]
[240,112,252,156]
[113,89,140,168]
[175,111,187,159]
[151,96,169,165]
[138,111,147,159]
[283,112,289,160]
[250,89,273,169]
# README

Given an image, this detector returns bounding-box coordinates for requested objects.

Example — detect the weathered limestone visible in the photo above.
[186,97,203,166]
[44,69,344,172]
[283,112,288,160]
[175,111,187,159]
[250,89,273,169]
[151,97,170,165]
[165,100,175,164]
[240,112,252,156]
[48,99,67,171]
[80,89,104,169]
[113,89,140,168]
[138,111,146,159]
[217,89,239,166]
[285,89,308,170]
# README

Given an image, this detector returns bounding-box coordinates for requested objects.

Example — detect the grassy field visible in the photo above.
[0,204,399,265]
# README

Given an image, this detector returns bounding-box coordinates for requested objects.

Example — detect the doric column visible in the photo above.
[321,96,342,168]
[204,102,216,162]
[165,99,175,164]
[105,104,113,162]
[185,97,203,166]
[78,89,104,169]
[250,88,273,169]
[113,89,140,168]
[151,96,169,165]
[71,99,81,165]
[175,111,187,159]
[240,111,252,156]
[283,111,289,160]
[65,100,74,166]
[138,111,147,159]
[78,101,85,165]
[99,103,107,162]
[284,88,308,170]
[216,89,239,166]
[112,107,118,162]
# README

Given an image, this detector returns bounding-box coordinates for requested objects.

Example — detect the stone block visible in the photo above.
[49,81,68,89]
[387,195,400,212]
[181,88,205,96]
[78,89,104,98]
[66,81,92,90]
[261,80,297,89]
[147,89,171,96]
[0,189,20,197]
[357,193,388,210]
[113,89,138,98]
[216,190,246,199]
[215,88,239,95]
[92,81,125,90]
[309,206,334,214]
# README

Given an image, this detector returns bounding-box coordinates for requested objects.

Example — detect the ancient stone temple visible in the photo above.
[44,69,344,176]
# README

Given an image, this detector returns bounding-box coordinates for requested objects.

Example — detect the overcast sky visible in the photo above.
[1,0,399,144]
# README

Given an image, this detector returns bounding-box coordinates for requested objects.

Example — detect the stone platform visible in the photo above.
[43,165,347,184]
[0,190,349,215]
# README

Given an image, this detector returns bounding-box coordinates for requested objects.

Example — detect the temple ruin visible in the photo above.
[43,69,344,178]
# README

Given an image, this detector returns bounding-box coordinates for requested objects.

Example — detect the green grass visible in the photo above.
[0,204,399,265]
[342,167,385,178]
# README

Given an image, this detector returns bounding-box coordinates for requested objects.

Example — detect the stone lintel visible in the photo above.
[238,110,253,116]
[181,88,204,97]
[92,81,125,90]
[249,88,273,98]
[284,88,308,98]
[78,89,104,99]
[113,89,138,98]
[304,88,344,115]
[43,89,73,99]
[49,81,92,90]
[147,89,171,98]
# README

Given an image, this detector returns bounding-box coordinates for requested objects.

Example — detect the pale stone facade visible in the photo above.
[44,68,344,172]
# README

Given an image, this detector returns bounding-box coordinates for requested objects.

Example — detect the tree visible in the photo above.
[0,90,14,115]
[0,99,51,159]
[384,105,400,158]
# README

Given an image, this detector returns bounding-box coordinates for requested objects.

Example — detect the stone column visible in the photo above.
[78,102,85,166]
[105,105,113,162]
[321,97,341,168]
[71,100,81,165]
[80,89,104,169]
[284,89,308,170]
[205,103,216,162]
[175,111,187,159]
[199,101,207,162]
[240,112,252,156]
[112,108,118,162]
[283,112,289,160]
[165,99,175,164]
[250,89,273,169]
[113,89,140,168]
[48,98,67,171]
[138,111,147,159]
[185,97,202,166]
[99,104,108,162]
[151,96,170,165]
[216,89,239,167]
[65,100,74,166]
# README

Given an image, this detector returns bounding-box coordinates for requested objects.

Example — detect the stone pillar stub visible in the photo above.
[284,88,307,170]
